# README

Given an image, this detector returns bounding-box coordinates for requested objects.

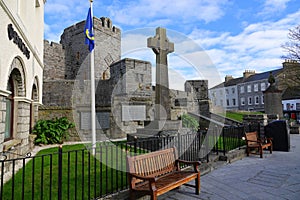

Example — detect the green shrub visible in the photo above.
[32,117,75,145]
[181,114,199,131]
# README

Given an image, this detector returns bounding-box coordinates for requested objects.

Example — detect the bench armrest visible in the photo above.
[129,173,157,182]
[246,139,260,143]
[259,137,273,144]
[175,159,201,172]
[128,173,157,191]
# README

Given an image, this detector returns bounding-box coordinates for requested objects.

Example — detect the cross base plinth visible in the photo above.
[127,120,182,141]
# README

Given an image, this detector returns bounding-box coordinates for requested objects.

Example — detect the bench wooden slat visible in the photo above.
[127,147,200,200]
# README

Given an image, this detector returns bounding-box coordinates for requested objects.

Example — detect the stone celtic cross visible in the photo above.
[147,27,174,120]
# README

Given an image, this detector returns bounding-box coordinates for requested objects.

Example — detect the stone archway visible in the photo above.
[9,57,26,97]
[6,57,31,153]
[4,58,26,141]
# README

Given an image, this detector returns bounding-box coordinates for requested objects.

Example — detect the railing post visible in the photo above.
[206,129,209,163]
[58,145,63,200]
[177,131,181,159]
[134,136,137,154]
[222,127,226,156]
[238,125,242,149]
[214,125,219,155]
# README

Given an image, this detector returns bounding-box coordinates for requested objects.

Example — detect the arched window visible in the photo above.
[5,77,14,141]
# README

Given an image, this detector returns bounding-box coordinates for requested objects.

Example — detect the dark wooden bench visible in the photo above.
[245,131,273,158]
[126,147,201,200]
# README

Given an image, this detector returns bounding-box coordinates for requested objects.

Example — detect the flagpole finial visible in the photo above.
[90,0,93,2]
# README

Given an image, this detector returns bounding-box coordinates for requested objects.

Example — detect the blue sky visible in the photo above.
[44,0,300,89]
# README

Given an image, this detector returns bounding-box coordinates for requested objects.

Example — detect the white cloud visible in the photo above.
[260,0,291,16]
[189,9,300,85]
[108,0,229,27]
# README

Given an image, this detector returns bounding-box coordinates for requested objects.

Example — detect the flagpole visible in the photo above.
[89,0,96,155]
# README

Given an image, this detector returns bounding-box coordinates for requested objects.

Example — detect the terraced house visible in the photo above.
[209,60,300,121]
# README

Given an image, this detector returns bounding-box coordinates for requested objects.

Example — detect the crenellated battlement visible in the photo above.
[95,17,120,34]
[44,40,63,49]
[60,16,120,44]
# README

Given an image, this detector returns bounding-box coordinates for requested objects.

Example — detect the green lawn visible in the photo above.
[224,111,263,122]
[3,143,130,200]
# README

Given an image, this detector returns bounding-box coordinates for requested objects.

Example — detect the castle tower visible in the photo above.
[185,80,210,117]
[60,17,121,80]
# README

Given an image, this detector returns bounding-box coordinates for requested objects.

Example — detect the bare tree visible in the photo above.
[282,25,300,61]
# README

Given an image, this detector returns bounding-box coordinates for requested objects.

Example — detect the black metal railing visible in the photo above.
[0,125,252,199]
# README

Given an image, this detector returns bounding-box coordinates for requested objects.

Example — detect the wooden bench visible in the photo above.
[245,131,273,158]
[126,147,201,200]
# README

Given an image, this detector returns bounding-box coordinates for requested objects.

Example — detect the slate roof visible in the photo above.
[210,68,282,89]
[242,68,282,83]
[282,86,300,100]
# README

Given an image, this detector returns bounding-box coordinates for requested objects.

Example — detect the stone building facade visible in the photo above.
[0,0,45,160]
[43,17,209,140]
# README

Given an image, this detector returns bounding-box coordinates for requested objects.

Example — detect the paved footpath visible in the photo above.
[159,134,300,200]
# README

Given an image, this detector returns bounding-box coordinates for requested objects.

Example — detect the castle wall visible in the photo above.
[43,40,66,80]
[42,80,74,107]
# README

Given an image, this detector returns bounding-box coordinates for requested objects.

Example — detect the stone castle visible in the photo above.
[42,17,209,140]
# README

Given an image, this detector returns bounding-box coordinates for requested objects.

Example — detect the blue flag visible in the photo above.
[85,7,94,52]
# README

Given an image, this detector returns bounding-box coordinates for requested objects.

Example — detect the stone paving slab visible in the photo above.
[156,134,300,200]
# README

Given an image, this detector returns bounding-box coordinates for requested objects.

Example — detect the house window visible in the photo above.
[225,89,229,95]
[227,99,230,106]
[261,83,266,91]
[261,95,264,104]
[240,86,244,93]
[232,98,236,106]
[254,84,258,92]
[247,85,251,93]
[241,97,245,105]
[232,88,235,94]
[248,97,252,105]
[296,103,300,110]
[255,96,259,104]
[287,103,290,110]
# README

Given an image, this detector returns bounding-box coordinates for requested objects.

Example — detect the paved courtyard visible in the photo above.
[158,134,300,200]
